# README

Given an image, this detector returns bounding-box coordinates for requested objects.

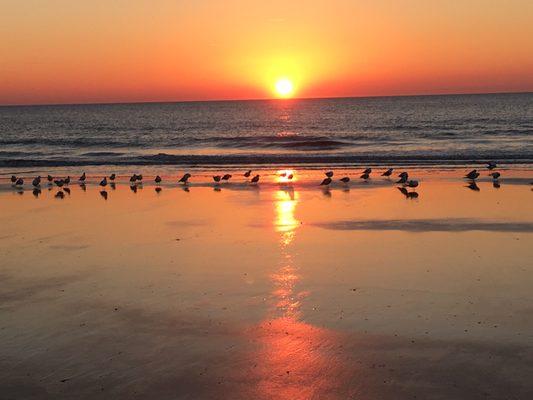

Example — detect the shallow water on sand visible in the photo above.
[0,169,532,399]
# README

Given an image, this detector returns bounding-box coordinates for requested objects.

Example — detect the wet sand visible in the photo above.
[1,168,532,399]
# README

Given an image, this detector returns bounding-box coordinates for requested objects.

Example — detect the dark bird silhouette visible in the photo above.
[489,172,500,180]
[64,176,71,185]
[244,170,252,178]
[382,168,393,177]
[155,187,162,193]
[54,179,64,187]
[222,174,232,181]
[10,175,17,184]
[15,178,24,186]
[465,169,479,180]
[99,177,108,187]
[137,174,143,182]
[396,175,408,184]
[287,173,294,180]
[360,172,370,180]
[109,173,116,181]
[130,185,138,193]
[362,168,372,174]
[155,175,162,184]
[493,182,501,189]
[406,180,419,188]
[100,190,108,200]
[63,187,71,195]
[325,171,334,178]
[130,174,137,183]
[320,177,332,186]
[179,173,191,184]
[487,161,497,170]
[79,172,86,182]
[32,188,41,197]
[47,175,54,182]
[55,191,65,199]
[398,171,408,179]
[340,177,350,183]
[213,175,221,182]
[32,176,41,187]
[251,175,260,183]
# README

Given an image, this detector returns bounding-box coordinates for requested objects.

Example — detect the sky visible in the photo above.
[1,0,532,105]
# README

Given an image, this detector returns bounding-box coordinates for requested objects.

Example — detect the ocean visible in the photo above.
[0,93,532,169]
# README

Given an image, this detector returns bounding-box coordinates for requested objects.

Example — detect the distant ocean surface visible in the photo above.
[1,93,532,168]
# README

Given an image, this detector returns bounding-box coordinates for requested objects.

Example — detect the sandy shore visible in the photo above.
[1,168,532,399]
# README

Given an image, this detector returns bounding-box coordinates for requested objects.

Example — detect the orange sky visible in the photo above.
[1,0,532,105]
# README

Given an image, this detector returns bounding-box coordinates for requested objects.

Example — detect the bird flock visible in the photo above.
[7,162,504,199]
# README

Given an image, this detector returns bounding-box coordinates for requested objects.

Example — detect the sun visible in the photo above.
[274,79,294,98]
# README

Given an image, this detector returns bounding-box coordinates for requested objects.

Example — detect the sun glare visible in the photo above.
[274,79,294,98]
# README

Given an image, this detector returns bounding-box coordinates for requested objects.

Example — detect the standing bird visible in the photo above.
[64,176,71,185]
[137,174,143,182]
[397,175,408,184]
[487,161,497,170]
[320,177,332,186]
[155,175,162,184]
[100,177,108,187]
[398,171,409,179]
[287,173,294,180]
[47,175,54,183]
[54,179,64,187]
[244,170,252,178]
[340,177,350,183]
[15,178,24,186]
[32,176,41,187]
[213,175,221,183]
[251,175,260,183]
[489,172,501,180]
[465,169,479,180]
[382,168,393,177]
[362,168,372,174]
[10,175,17,184]
[222,174,232,181]
[325,171,334,178]
[109,173,116,181]
[130,174,137,183]
[79,172,86,182]
[406,180,419,188]
[179,173,191,184]
[360,172,370,180]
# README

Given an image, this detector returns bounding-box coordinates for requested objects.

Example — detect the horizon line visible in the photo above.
[1,90,531,108]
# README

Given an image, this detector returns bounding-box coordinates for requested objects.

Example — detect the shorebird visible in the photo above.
[55,191,65,199]
[47,175,53,183]
[320,177,332,186]
[360,172,370,180]
[130,174,137,183]
[100,177,108,187]
[32,176,41,187]
[279,171,287,177]
[325,171,334,178]
[10,175,17,184]
[382,168,393,177]
[398,171,408,179]
[362,168,372,174]
[287,173,294,180]
[54,179,64,187]
[396,175,408,184]
[244,170,252,178]
[222,174,232,181]
[155,175,162,184]
[64,176,71,185]
[340,177,350,183]
[109,173,116,181]
[406,180,419,188]
[487,161,497,170]
[137,174,143,182]
[179,173,191,184]
[79,172,86,182]
[251,174,260,183]
[213,175,221,183]
[465,169,479,180]
[489,172,501,180]
[15,178,24,186]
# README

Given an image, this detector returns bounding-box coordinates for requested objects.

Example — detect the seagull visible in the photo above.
[10,175,17,184]
[79,172,86,182]
[465,169,479,180]
[406,180,419,188]
[179,173,191,184]
[487,161,497,170]
[100,177,108,187]
[47,175,54,183]
[15,178,24,186]
[362,168,372,174]
[64,176,71,185]
[155,175,162,184]
[493,182,501,189]
[54,179,64,187]
[251,174,260,183]
[32,176,41,187]
[320,177,332,186]
[109,173,116,181]
[340,177,350,183]
[489,172,500,180]
[325,171,334,178]
[382,168,393,177]
[360,172,370,180]
[222,174,232,181]
[213,175,221,183]
[244,170,252,178]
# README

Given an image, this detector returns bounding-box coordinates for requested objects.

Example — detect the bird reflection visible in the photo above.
[493,181,501,189]
[466,181,480,191]
[397,187,419,199]
[32,188,41,198]
[55,191,64,199]
[100,190,108,200]
[63,187,71,195]
[79,183,86,191]
[155,187,162,194]
[130,184,138,193]
[110,182,116,190]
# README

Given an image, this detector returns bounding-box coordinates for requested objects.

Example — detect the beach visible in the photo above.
[1,167,532,399]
